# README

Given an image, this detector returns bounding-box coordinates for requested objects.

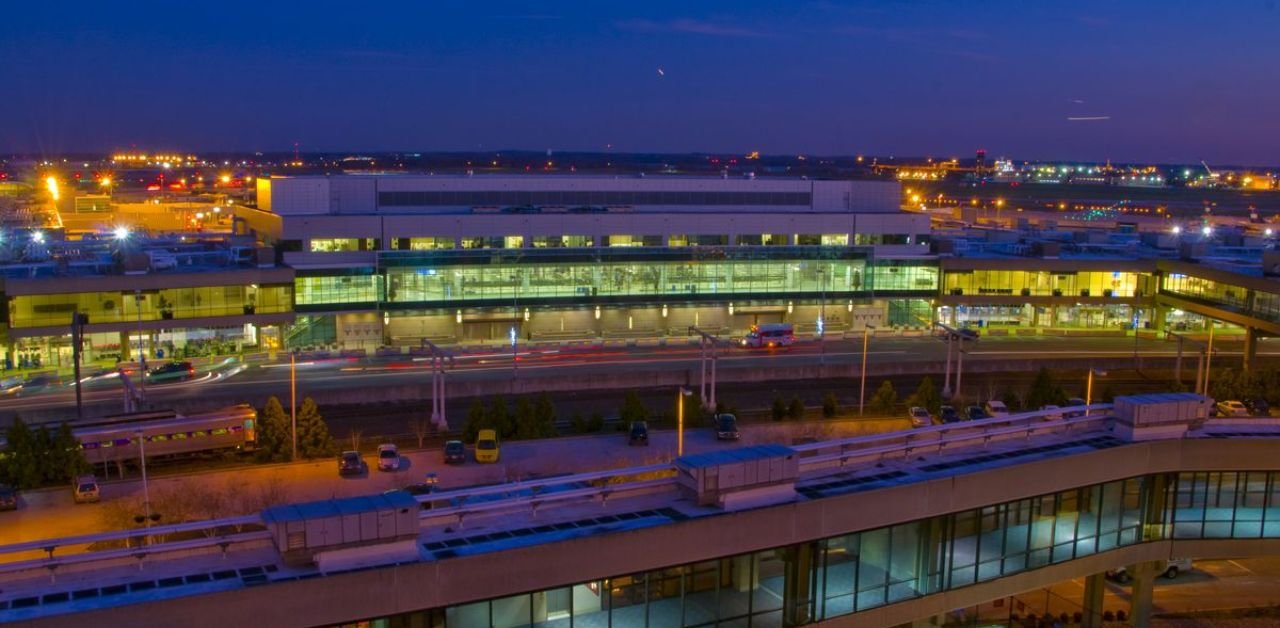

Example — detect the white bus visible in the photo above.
[742,323,795,348]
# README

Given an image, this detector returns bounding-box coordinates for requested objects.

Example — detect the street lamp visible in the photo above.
[1085,368,1108,415]
[134,430,156,543]
[859,324,877,415]
[677,387,694,457]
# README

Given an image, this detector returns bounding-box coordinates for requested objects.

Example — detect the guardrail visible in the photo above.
[0,514,263,576]
[415,463,677,520]
[793,405,1115,471]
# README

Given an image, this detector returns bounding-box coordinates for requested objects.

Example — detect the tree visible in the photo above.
[3,418,40,489]
[513,396,537,439]
[822,393,839,418]
[463,399,488,442]
[295,397,335,458]
[533,392,558,438]
[869,381,899,415]
[788,397,806,421]
[1024,368,1067,411]
[1000,389,1021,412]
[410,416,432,448]
[905,377,942,415]
[771,396,787,421]
[49,422,88,483]
[257,396,291,462]
[489,395,513,439]
[620,391,650,424]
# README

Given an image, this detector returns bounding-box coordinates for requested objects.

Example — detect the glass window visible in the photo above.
[491,593,531,628]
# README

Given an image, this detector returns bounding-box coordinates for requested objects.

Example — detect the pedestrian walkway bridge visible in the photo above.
[6,395,1280,627]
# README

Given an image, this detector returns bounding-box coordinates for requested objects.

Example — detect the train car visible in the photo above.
[78,404,259,466]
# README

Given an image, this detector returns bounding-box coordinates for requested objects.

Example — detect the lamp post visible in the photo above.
[677,387,693,457]
[1202,319,1217,396]
[510,273,520,380]
[859,324,877,415]
[290,352,298,461]
[134,290,147,396]
[135,429,153,544]
[1085,368,1108,416]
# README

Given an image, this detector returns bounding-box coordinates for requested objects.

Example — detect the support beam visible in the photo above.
[1129,561,1158,627]
[1081,572,1106,628]
[1244,327,1259,372]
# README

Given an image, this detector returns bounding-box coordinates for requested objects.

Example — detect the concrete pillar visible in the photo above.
[1153,303,1169,334]
[1244,327,1259,372]
[1081,572,1106,628]
[783,544,815,626]
[1129,561,1158,627]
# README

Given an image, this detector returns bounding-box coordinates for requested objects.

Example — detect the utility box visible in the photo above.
[676,445,799,510]
[1113,393,1213,441]
[263,492,420,567]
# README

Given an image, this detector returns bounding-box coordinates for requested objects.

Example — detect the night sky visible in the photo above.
[4,1,1279,164]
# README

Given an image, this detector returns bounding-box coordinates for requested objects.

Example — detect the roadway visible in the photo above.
[0,334,1265,422]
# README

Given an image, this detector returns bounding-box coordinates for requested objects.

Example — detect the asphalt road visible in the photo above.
[0,335,1267,424]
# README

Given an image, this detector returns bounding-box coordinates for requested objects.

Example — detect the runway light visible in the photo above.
[113,226,129,240]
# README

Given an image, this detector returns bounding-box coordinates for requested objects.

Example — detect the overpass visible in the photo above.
[4,395,1280,627]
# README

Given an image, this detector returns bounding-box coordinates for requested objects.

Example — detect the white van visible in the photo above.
[1106,558,1192,582]
[984,400,1010,418]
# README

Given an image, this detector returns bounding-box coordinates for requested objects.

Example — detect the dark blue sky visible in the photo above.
[4,1,1279,164]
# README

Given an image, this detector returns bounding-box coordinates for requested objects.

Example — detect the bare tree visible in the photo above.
[410,416,433,449]
[349,429,364,452]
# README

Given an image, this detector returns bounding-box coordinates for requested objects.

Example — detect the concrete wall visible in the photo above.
[33,438,1280,628]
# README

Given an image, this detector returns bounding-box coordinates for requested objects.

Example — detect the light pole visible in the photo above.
[817,267,827,366]
[1085,368,1108,415]
[677,387,693,457]
[1202,319,1217,395]
[510,273,520,379]
[290,352,298,461]
[135,429,153,544]
[859,324,877,415]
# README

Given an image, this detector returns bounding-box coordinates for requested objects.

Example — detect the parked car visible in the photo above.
[984,400,1010,418]
[1216,400,1250,417]
[338,451,367,477]
[146,361,195,384]
[443,440,466,464]
[1106,558,1192,583]
[628,421,650,446]
[475,429,500,463]
[908,407,932,427]
[1246,398,1271,416]
[966,406,988,421]
[715,414,740,441]
[939,405,960,424]
[1064,398,1088,419]
[0,484,17,511]
[377,443,400,471]
[1040,405,1063,421]
[73,475,100,504]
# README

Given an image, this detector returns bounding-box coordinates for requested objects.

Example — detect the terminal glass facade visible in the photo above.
[295,272,382,307]
[1162,273,1280,325]
[943,270,1144,298]
[8,284,293,329]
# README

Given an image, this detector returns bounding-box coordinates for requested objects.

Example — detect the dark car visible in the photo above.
[628,421,650,446]
[939,405,960,424]
[715,414,740,441]
[966,406,988,421]
[146,361,195,384]
[1247,398,1271,416]
[338,450,366,477]
[0,485,16,511]
[443,440,466,464]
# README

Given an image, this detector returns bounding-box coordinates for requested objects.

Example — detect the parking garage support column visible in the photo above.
[1244,327,1259,372]
[1081,572,1106,628]
[1129,561,1159,627]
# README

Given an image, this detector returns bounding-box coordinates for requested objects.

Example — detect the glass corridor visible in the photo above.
[335,470,1280,628]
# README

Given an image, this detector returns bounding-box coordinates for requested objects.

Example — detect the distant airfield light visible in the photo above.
[1171,226,1181,234]
[220,174,231,184]
[1267,228,1274,237]
[99,176,113,188]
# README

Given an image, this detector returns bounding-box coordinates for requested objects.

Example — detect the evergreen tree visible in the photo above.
[1024,368,1067,411]
[4,418,40,489]
[533,392,558,438]
[822,393,839,418]
[257,396,292,462]
[869,381,899,414]
[620,391,650,424]
[906,377,943,415]
[295,397,335,458]
[49,422,88,483]
[787,397,806,421]
[32,425,54,484]
[463,399,489,442]
[489,395,513,439]
[771,396,787,421]
[513,396,537,439]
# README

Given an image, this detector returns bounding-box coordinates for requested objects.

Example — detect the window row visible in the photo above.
[377,190,813,207]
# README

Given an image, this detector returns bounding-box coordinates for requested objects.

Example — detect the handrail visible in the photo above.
[0,514,261,558]
[0,531,272,578]
[413,463,674,506]
[422,477,678,522]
